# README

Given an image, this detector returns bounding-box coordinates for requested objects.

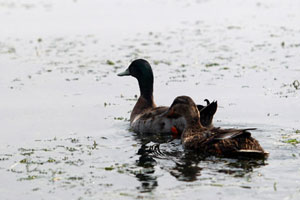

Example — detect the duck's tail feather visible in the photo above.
[198,101,218,127]
[204,99,210,105]
[197,104,205,111]
[196,99,210,111]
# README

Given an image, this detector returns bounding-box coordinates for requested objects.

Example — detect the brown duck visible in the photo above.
[165,96,269,159]
[118,59,217,134]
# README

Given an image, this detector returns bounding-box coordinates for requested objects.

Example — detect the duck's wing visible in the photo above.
[200,128,255,145]
[213,128,255,140]
[198,101,218,127]
[138,106,169,120]
[206,128,268,159]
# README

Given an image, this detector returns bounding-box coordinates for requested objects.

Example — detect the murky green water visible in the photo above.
[1,0,300,199]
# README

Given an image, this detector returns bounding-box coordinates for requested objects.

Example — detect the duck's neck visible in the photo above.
[130,79,155,123]
[137,76,154,103]
[186,118,204,130]
[140,86,153,101]
[181,118,203,142]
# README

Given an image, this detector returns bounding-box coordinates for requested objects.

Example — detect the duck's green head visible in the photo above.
[118,59,153,80]
[118,59,154,98]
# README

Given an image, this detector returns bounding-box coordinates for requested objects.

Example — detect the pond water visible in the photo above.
[0,0,300,199]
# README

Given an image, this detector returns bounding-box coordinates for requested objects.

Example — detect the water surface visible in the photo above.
[0,0,300,199]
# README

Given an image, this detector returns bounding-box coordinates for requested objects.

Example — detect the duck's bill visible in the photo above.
[117,68,130,76]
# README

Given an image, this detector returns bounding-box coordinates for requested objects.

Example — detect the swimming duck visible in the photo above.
[118,59,217,134]
[165,96,268,159]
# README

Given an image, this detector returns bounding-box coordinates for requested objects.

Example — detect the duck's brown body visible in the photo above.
[167,96,268,159]
[182,125,267,158]
[130,103,185,134]
[130,95,157,123]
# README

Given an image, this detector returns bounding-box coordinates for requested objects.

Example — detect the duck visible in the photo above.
[165,96,268,159]
[118,59,217,134]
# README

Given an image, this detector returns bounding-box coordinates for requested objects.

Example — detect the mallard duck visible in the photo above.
[118,59,217,134]
[165,96,268,159]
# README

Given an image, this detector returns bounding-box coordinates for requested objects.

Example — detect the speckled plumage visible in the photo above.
[167,96,268,159]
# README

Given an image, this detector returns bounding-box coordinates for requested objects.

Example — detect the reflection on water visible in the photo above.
[169,151,203,182]
[136,144,158,192]
[133,132,267,191]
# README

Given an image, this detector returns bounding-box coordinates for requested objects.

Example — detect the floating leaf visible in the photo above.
[205,63,219,67]
[104,166,114,171]
[284,139,300,145]
[106,60,115,65]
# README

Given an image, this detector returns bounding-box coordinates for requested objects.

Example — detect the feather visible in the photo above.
[199,101,217,127]
[213,128,256,140]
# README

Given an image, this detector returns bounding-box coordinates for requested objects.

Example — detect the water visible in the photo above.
[0,0,300,199]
